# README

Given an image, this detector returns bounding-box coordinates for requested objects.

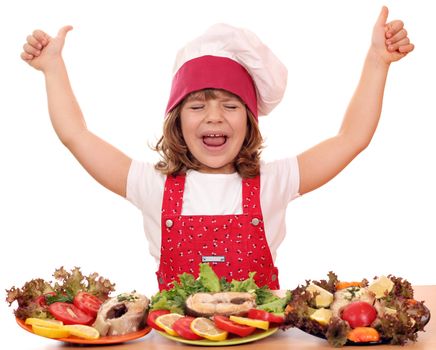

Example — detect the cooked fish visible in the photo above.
[185,292,256,317]
[92,292,149,336]
[330,287,376,317]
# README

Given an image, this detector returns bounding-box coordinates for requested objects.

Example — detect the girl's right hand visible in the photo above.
[21,26,73,72]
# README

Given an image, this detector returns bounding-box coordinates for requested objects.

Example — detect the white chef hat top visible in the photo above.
[165,23,288,118]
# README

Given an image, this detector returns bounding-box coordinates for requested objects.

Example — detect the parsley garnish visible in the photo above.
[117,292,138,302]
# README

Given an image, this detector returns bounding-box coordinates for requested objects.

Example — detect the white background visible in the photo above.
[1,0,435,347]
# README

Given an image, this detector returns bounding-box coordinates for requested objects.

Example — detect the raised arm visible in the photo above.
[297,7,414,195]
[21,27,132,197]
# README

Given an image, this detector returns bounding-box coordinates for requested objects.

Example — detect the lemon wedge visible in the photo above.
[306,284,334,307]
[368,276,394,298]
[25,318,63,328]
[63,325,100,340]
[155,313,184,336]
[309,308,332,325]
[229,316,269,330]
[32,324,70,339]
[190,317,228,341]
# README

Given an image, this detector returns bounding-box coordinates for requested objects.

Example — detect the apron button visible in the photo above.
[251,218,260,226]
[158,277,164,284]
[165,219,173,228]
[271,274,277,281]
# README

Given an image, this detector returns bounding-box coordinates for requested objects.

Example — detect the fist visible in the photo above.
[372,6,414,64]
[21,26,73,71]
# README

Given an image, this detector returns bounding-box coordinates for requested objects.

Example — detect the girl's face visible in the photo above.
[180,90,247,174]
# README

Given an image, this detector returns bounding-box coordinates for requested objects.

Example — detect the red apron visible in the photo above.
[156,174,280,291]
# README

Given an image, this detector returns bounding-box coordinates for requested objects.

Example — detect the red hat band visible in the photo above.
[165,55,258,119]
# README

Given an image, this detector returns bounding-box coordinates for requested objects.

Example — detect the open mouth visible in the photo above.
[202,134,228,147]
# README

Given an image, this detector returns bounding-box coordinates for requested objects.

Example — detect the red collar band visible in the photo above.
[165,55,258,119]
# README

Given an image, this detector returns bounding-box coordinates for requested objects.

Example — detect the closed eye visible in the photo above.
[189,104,205,110]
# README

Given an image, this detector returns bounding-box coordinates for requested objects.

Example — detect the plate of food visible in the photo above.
[156,327,278,346]
[282,272,431,347]
[16,317,151,344]
[146,263,288,346]
[7,267,151,345]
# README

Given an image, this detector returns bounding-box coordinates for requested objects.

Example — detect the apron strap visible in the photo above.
[162,174,186,216]
[242,175,262,216]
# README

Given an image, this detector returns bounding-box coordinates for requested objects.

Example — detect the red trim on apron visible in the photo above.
[157,174,279,291]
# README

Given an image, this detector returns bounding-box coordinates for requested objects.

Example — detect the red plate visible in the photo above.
[16,317,151,345]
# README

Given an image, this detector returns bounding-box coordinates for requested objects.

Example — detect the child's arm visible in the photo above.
[21,27,132,197]
[297,6,414,195]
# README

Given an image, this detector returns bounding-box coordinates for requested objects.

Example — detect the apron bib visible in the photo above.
[156,174,279,291]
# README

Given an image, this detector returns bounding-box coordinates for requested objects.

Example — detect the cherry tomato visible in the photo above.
[48,302,94,325]
[247,309,285,324]
[341,301,377,328]
[172,317,203,340]
[35,292,56,308]
[73,291,102,317]
[147,310,171,331]
[213,315,256,337]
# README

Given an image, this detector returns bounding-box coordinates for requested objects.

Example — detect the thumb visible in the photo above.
[376,6,389,27]
[57,25,73,39]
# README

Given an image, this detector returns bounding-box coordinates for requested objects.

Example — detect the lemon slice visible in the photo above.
[155,313,184,336]
[63,325,100,340]
[32,324,70,339]
[25,318,63,328]
[229,316,269,330]
[190,317,228,341]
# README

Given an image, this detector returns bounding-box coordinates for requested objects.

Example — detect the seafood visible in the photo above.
[185,292,256,317]
[329,287,376,317]
[92,292,149,336]
[283,273,431,346]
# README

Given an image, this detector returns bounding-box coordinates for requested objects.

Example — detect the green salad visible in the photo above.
[151,263,290,315]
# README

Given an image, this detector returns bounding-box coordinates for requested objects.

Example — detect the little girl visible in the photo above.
[20,7,413,291]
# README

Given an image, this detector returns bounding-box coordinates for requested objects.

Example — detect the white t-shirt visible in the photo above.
[126,157,300,265]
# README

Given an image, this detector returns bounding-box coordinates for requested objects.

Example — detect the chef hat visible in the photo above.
[165,23,288,119]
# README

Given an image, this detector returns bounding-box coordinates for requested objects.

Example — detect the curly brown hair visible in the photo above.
[153,89,263,178]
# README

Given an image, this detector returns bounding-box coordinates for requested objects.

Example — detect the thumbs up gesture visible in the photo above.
[21,26,73,72]
[372,6,414,64]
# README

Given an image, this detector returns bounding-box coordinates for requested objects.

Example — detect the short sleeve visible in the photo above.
[261,156,301,206]
[126,160,165,211]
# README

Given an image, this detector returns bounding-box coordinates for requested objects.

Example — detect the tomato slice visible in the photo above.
[48,302,94,325]
[73,292,102,317]
[213,315,256,337]
[147,310,171,331]
[247,309,284,324]
[35,292,56,308]
[173,317,203,340]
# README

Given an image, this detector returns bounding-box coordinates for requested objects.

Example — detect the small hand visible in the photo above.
[372,6,414,64]
[21,26,73,72]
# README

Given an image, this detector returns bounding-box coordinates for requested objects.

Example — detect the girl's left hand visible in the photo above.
[372,6,414,64]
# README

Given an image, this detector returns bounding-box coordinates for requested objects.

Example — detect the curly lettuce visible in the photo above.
[52,266,115,300]
[5,279,54,320]
[6,267,115,320]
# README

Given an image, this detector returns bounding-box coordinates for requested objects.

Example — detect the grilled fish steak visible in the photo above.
[185,292,256,317]
[93,292,149,336]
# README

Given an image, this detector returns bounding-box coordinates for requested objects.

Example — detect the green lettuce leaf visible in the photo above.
[256,290,291,313]
[230,272,258,292]
[199,263,221,292]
